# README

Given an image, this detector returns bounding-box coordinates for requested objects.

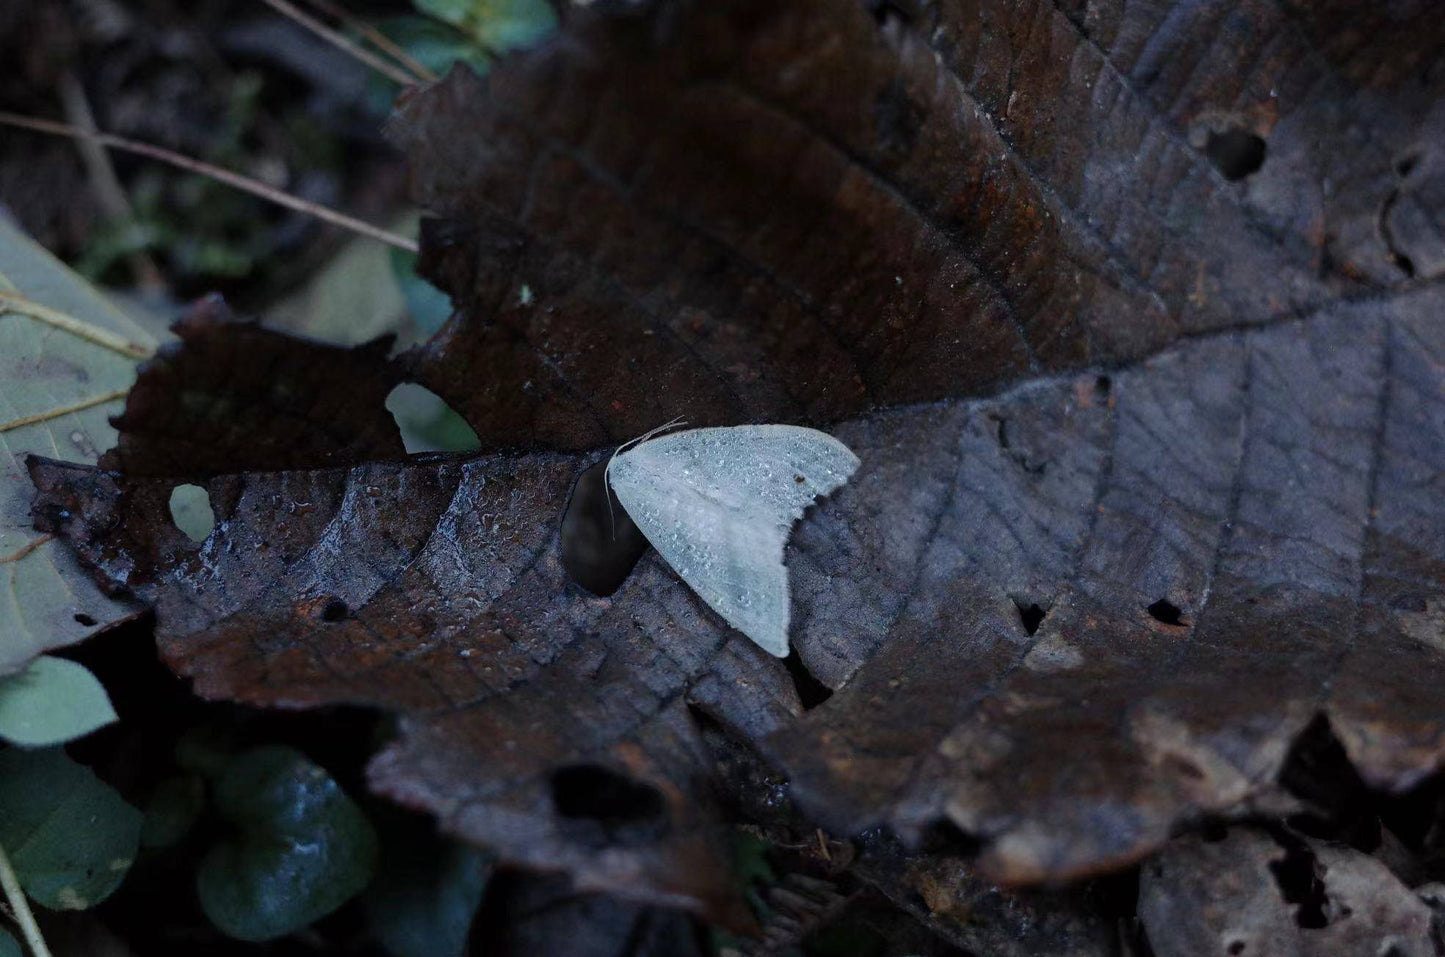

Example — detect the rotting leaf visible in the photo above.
[1138,826,1435,957]
[100,295,404,478]
[25,0,1445,931]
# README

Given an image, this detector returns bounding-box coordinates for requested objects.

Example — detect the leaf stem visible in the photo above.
[0,536,55,564]
[0,291,153,359]
[258,0,421,87]
[0,112,419,253]
[0,390,132,434]
[303,0,439,82]
[0,841,51,957]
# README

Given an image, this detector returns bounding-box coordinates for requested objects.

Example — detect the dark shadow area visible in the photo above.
[560,460,650,596]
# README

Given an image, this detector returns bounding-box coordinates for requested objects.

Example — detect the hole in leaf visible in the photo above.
[551,764,668,846]
[1146,598,1186,626]
[918,818,983,856]
[867,0,914,26]
[560,461,650,596]
[385,383,481,454]
[1200,819,1229,843]
[1396,152,1420,178]
[1014,599,1047,636]
[1205,128,1267,180]
[1268,836,1329,928]
[73,613,97,627]
[1278,715,1376,848]
[319,598,349,622]
[168,484,214,543]
[1094,375,1112,398]
[783,650,834,710]
[1391,251,1417,278]
[1227,941,1246,955]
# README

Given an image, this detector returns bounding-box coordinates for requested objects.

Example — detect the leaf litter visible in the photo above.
[24,0,1445,947]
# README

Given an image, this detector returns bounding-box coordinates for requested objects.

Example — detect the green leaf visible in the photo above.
[139,775,206,849]
[385,384,482,454]
[0,218,156,675]
[198,746,378,941]
[412,0,556,54]
[0,927,19,957]
[0,748,142,910]
[389,247,453,336]
[0,656,116,747]
[265,216,418,348]
[365,816,490,957]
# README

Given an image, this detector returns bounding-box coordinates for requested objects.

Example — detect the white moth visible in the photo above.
[606,423,860,657]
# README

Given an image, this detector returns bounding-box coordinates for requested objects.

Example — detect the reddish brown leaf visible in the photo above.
[26,0,1445,934]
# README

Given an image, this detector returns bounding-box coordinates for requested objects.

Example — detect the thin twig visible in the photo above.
[0,112,418,253]
[0,291,153,358]
[304,0,438,82]
[0,841,52,957]
[57,71,166,293]
[0,535,55,564]
[0,390,131,433]
[258,0,419,86]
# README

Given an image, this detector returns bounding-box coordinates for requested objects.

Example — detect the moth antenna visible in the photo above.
[605,416,688,539]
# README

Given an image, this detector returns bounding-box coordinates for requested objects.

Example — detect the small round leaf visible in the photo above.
[197,746,378,941]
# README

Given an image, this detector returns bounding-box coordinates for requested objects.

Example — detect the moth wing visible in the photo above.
[608,425,859,657]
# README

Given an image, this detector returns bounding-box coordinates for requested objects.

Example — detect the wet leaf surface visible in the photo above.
[25,0,1445,935]
[196,745,378,942]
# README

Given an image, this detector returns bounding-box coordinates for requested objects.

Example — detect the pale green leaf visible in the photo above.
[264,213,429,348]
[0,748,142,910]
[0,656,116,747]
[0,219,156,675]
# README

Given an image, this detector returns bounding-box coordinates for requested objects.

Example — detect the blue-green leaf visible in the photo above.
[366,817,490,957]
[197,746,378,941]
[412,0,556,54]
[0,748,142,910]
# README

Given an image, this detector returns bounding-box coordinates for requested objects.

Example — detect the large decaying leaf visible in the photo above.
[0,218,154,674]
[25,0,1445,932]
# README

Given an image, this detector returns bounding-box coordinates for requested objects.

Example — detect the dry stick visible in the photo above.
[0,842,51,957]
[0,112,418,253]
[0,291,153,359]
[258,0,419,86]
[57,71,166,293]
[0,389,132,433]
[303,0,438,82]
